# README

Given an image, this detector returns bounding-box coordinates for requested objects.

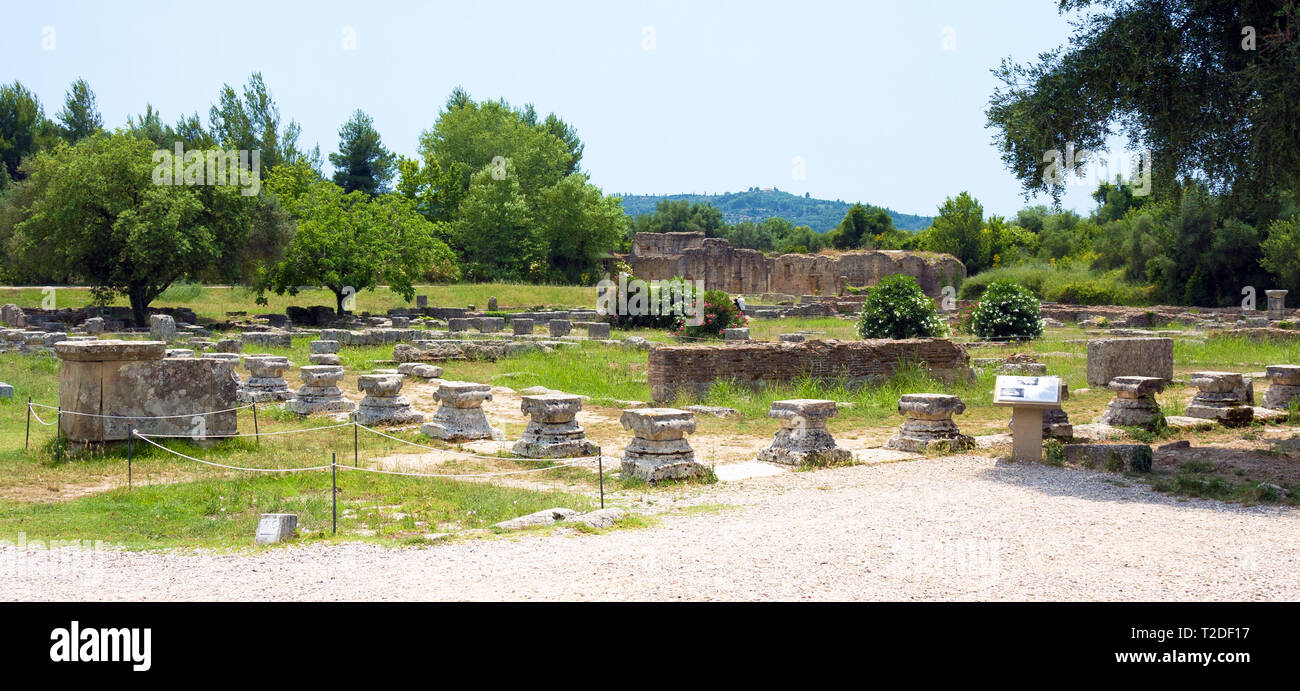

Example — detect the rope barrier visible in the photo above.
[30,402,255,419]
[130,431,334,473]
[27,404,56,426]
[355,423,603,462]
[336,458,589,479]
[135,421,355,439]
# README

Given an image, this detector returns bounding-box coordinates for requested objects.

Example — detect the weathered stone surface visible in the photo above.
[1063,443,1153,472]
[549,320,571,337]
[779,333,805,343]
[286,365,354,415]
[493,507,576,531]
[82,317,105,334]
[216,338,243,353]
[1262,365,1300,410]
[885,394,974,452]
[241,331,291,348]
[352,374,423,426]
[1086,337,1174,386]
[1183,371,1253,426]
[420,381,502,441]
[310,340,340,354]
[254,513,297,545]
[683,405,738,418]
[1266,289,1289,321]
[587,322,612,340]
[648,339,973,403]
[477,316,504,334]
[0,382,13,398]
[758,399,851,466]
[309,353,342,365]
[447,318,470,333]
[723,327,750,342]
[512,393,598,458]
[512,318,534,335]
[165,348,195,358]
[620,408,704,481]
[149,314,177,342]
[55,340,239,443]
[1099,377,1165,430]
[626,232,965,298]
[397,362,443,379]
[1,304,27,328]
[576,507,627,529]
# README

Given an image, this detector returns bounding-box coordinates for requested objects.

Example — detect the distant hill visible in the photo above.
[615,189,933,232]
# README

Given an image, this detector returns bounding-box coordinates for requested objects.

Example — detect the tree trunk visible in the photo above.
[334,289,346,317]
[129,284,149,328]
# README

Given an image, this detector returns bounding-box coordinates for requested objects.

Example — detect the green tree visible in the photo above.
[532,174,627,283]
[0,81,54,184]
[453,160,539,281]
[829,204,894,249]
[261,162,457,314]
[208,73,318,178]
[55,78,102,142]
[14,133,256,325]
[329,109,395,196]
[922,191,985,272]
[1261,213,1300,294]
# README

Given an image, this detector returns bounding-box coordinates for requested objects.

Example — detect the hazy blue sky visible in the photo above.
[5,0,1122,218]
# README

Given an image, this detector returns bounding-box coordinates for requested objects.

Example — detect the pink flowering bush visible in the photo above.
[673,290,747,339]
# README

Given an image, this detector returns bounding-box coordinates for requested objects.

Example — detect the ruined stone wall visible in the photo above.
[647,338,974,402]
[627,232,966,299]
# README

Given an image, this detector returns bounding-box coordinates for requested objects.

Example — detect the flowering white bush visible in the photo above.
[857,275,947,339]
[969,281,1044,340]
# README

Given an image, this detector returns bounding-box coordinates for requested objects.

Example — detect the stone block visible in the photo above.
[549,320,571,337]
[619,408,704,481]
[0,382,12,398]
[885,393,974,452]
[512,393,598,458]
[1086,337,1173,386]
[286,365,354,415]
[216,338,243,353]
[149,314,177,342]
[478,316,505,334]
[352,374,423,426]
[1,304,27,328]
[254,513,297,545]
[723,327,750,342]
[758,399,851,465]
[512,319,534,335]
[587,322,612,340]
[310,340,340,354]
[420,381,501,441]
[1063,443,1153,472]
[1184,371,1253,426]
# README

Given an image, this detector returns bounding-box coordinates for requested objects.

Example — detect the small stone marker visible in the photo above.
[216,338,243,353]
[620,408,704,481]
[884,394,974,453]
[1262,365,1300,410]
[447,318,470,333]
[286,365,355,414]
[487,296,498,311]
[420,381,502,441]
[254,513,297,545]
[1266,290,1289,321]
[478,316,504,334]
[549,319,571,337]
[758,399,850,465]
[352,374,423,425]
[1184,371,1253,427]
[513,393,598,458]
[723,327,750,342]
[148,314,177,342]
[0,382,13,399]
[512,318,534,335]
[416,295,428,308]
[587,322,611,340]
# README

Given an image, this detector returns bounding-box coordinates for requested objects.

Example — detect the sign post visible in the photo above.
[993,375,1064,462]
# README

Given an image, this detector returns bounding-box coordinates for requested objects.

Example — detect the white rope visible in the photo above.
[355,423,602,462]
[136,421,356,438]
[130,431,334,473]
[31,402,255,419]
[335,458,588,479]
[27,404,56,426]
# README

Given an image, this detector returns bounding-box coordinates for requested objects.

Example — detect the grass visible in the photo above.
[959,260,1153,305]
[0,282,595,320]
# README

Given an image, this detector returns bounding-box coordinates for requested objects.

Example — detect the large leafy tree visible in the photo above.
[55,78,103,143]
[14,133,255,325]
[829,203,895,249]
[329,109,395,196]
[209,73,320,178]
[987,0,1300,209]
[453,160,539,281]
[0,81,54,186]
[532,174,628,283]
[261,162,457,314]
[921,191,985,272]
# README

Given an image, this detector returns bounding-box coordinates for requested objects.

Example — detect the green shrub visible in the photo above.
[959,261,1151,305]
[969,281,1044,340]
[673,289,746,339]
[856,275,946,339]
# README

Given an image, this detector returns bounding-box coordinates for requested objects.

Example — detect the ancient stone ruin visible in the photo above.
[238,356,292,402]
[885,393,974,452]
[1184,371,1254,427]
[648,338,973,403]
[512,393,599,458]
[309,340,342,366]
[352,374,423,426]
[53,340,238,443]
[1266,290,1289,321]
[420,381,502,441]
[757,399,851,466]
[625,232,966,298]
[286,365,355,415]
[1086,337,1174,387]
[619,408,704,481]
[1099,376,1166,430]
[1262,365,1300,410]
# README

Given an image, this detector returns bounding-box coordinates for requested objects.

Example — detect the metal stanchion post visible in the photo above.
[25,397,31,450]
[353,422,358,467]
[598,455,604,509]
[331,452,338,536]
[127,430,133,489]
[252,401,260,445]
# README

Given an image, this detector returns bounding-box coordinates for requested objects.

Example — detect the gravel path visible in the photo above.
[4,455,1298,601]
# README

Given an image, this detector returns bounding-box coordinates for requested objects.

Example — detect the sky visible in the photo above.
[4,0,1126,218]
